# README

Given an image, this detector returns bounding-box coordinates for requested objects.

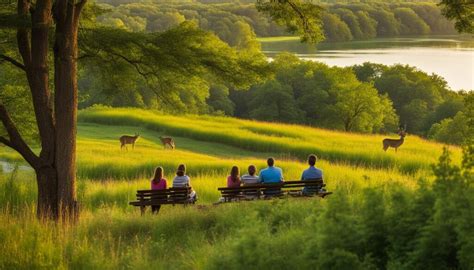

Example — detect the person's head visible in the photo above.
[230,166,240,182]
[267,157,275,167]
[177,164,186,177]
[248,165,256,176]
[153,166,164,181]
[308,154,317,166]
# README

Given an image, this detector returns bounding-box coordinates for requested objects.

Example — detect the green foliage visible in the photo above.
[207,84,235,115]
[369,9,400,36]
[394,7,430,35]
[438,0,474,33]
[92,1,458,42]
[248,80,304,122]
[373,65,450,134]
[0,64,38,143]
[334,8,363,39]
[234,55,398,133]
[409,147,474,268]
[428,93,474,145]
[256,0,325,43]
[322,13,353,42]
[354,11,378,39]
[79,22,268,113]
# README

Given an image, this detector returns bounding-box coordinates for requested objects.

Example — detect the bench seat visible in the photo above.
[129,187,193,214]
[218,179,332,202]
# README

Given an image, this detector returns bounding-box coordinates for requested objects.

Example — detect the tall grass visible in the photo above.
[1,166,471,269]
[78,106,461,174]
[0,107,470,269]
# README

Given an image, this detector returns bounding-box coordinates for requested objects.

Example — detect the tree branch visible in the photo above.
[16,0,31,68]
[284,0,310,33]
[0,136,14,148]
[0,103,39,168]
[75,0,87,15]
[0,54,26,70]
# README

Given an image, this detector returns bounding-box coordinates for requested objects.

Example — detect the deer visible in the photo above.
[383,126,406,152]
[159,136,175,149]
[119,133,140,150]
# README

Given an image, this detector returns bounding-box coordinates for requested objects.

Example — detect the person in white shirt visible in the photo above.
[241,165,260,185]
[172,164,197,202]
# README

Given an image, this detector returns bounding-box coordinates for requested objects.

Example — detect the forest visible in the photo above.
[95,0,458,43]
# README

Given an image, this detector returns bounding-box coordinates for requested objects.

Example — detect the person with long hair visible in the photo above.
[150,166,167,214]
[172,164,197,202]
[227,166,241,188]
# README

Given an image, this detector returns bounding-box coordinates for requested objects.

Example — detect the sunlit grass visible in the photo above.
[77,107,462,174]
[0,106,465,269]
[257,36,300,42]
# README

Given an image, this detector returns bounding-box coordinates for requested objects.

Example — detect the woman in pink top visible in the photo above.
[227,166,241,188]
[150,166,167,214]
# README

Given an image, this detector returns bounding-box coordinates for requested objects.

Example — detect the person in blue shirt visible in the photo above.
[301,154,323,195]
[259,157,284,196]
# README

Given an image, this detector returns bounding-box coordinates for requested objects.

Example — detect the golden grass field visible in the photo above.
[0,106,466,269]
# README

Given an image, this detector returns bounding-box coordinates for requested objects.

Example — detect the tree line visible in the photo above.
[94,1,459,43]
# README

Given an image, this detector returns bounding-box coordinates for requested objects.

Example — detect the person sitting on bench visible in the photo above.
[173,164,197,202]
[150,166,167,213]
[241,165,260,198]
[259,157,284,196]
[241,165,260,185]
[227,166,241,188]
[301,154,323,195]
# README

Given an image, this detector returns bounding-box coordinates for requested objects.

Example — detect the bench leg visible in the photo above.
[140,206,146,216]
[151,205,161,214]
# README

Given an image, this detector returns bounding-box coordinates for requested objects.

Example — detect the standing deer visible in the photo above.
[120,133,140,150]
[383,127,406,152]
[159,136,175,149]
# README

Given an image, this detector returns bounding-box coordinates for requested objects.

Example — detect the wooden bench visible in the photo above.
[218,179,332,202]
[129,187,194,215]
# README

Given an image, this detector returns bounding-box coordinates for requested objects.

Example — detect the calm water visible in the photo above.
[260,36,474,91]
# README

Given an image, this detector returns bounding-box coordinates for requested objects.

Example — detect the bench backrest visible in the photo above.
[135,187,191,203]
[217,179,324,195]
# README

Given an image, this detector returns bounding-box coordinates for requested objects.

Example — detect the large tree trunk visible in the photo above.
[53,1,82,221]
[36,166,59,220]
[0,0,86,221]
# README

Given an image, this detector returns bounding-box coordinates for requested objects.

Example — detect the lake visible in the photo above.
[259,36,474,91]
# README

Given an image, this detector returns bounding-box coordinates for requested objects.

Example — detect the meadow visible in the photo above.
[0,107,471,269]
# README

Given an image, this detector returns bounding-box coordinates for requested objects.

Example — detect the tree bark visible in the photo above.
[36,166,59,220]
[0,0,86,221]
[52,0,85,221]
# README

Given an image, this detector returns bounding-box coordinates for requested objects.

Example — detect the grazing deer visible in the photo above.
[120,133,140,150]
[159,136,175,149]
[383,127,406,152]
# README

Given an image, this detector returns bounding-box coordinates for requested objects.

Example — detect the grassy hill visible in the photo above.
[0,107,470,269]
